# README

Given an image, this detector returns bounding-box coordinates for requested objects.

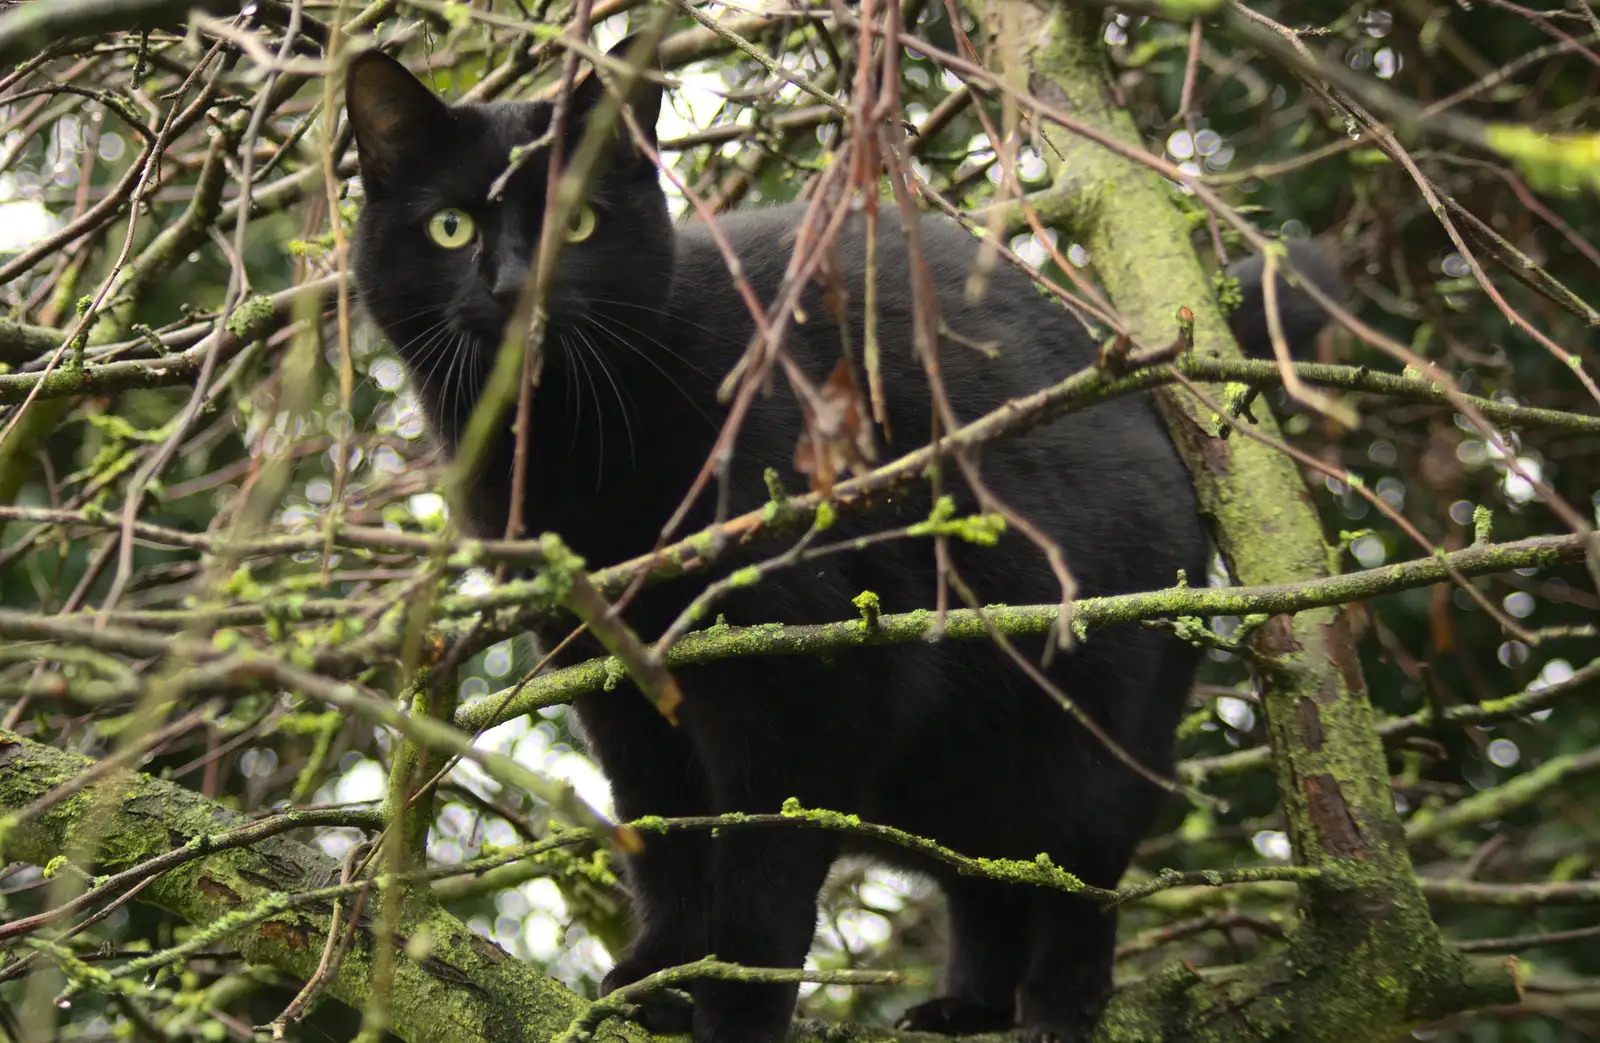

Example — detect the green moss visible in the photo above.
[760,467,797,527]
[225,295,275,338]
[779,797,861,829]
[1472,504,1493,545]
[905,495,1007,545]
[535,532,586,601]
[967,852,1085,892]
[851,590,881,630]
[286,236,332,260]
[1170,616,1215,649]
[814,500,837,532]
[1213,271,1243,314]
[440,0,473,31]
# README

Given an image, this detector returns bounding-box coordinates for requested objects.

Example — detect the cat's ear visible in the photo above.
[570,33,663,157]
[345,49,451,188]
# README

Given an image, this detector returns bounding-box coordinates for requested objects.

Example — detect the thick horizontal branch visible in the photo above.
[0,277,334,406]
[0,318,62,366]
[1423,878,1600,906]
[3,535,1577,717]
[0,729,585,1043]
[1184,357,1600,433]
[457,534,1589,732]
[0,0,236,66]
[0,807,383,944]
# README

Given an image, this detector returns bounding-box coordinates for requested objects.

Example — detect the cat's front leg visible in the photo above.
[677,670,859,1043]
[1016,889,1118,1043]
[896,879,1029,1035]
[573,690,713,1032]
[692,824,841,1043]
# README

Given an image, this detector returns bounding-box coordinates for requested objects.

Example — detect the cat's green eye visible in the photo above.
[427,208,475,249]
[565,203,597,243]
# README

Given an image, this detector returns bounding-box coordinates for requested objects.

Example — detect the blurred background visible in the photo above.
[0,0,1597,1039]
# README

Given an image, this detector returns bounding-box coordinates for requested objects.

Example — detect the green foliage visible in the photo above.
[0,0,1596,1040]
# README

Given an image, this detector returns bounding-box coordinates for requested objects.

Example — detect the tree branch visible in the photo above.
[0,730,1370,1043]
[0,0,236,67]
[992,1,1523,1037]
[0,729,587,1043]
[455,534,1590,734]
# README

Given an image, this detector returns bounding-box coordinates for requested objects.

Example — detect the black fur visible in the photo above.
[1226,246,1344,362]
[348,41,1336,1043]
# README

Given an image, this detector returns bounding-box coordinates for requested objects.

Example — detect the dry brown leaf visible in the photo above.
[793,358,877,497]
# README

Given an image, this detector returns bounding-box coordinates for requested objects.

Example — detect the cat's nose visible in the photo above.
[491,271,526,308]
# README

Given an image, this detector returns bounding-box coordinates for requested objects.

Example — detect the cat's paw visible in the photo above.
[895,996,1014,1035]
[601,960,696,1034]
[622,989,696,1035]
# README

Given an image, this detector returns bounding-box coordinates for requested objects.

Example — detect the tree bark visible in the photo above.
[0,730,590,1043]
[976,3,1519,1039]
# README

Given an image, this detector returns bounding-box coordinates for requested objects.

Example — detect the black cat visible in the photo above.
[347,39,1337,1043]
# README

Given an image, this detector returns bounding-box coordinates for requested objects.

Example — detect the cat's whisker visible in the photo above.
[413,325,460,413]
[553,332,584,456]
[392,316,451,362]
[452,335,478,440]
[559,330,577,421]
[442,334,461,435]
[578,324,637,470]
[580,311,698,376]
[585,306,729,384]
[383,302,454,326]
[567,330,607,488]
[397,326,451,408]
[581,297,729,361]
[581,313,719,430]
[586,311,716,377]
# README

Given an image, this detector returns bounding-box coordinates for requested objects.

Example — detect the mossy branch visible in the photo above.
[0,533,1581,724]
[0,731,1358,1043]
[0,277,335,406]
[990,1,1521,1037]
[0,730,586,1043]
[0,318,63,366]
[1405,745,1600,843]
[456,534,1588,733]
[0,0,236,66]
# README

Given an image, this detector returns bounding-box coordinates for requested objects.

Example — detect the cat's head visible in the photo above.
[345,38,672,410]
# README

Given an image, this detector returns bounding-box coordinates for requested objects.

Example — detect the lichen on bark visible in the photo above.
[974,1,1519,1038]
[0,730,586,1043]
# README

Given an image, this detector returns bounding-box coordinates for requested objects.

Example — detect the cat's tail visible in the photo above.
[1223,241,1345,361]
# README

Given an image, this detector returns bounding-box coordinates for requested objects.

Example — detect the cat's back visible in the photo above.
[663,201,1203,602]
[669,202,1088,363]
[666,201,1117,414]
